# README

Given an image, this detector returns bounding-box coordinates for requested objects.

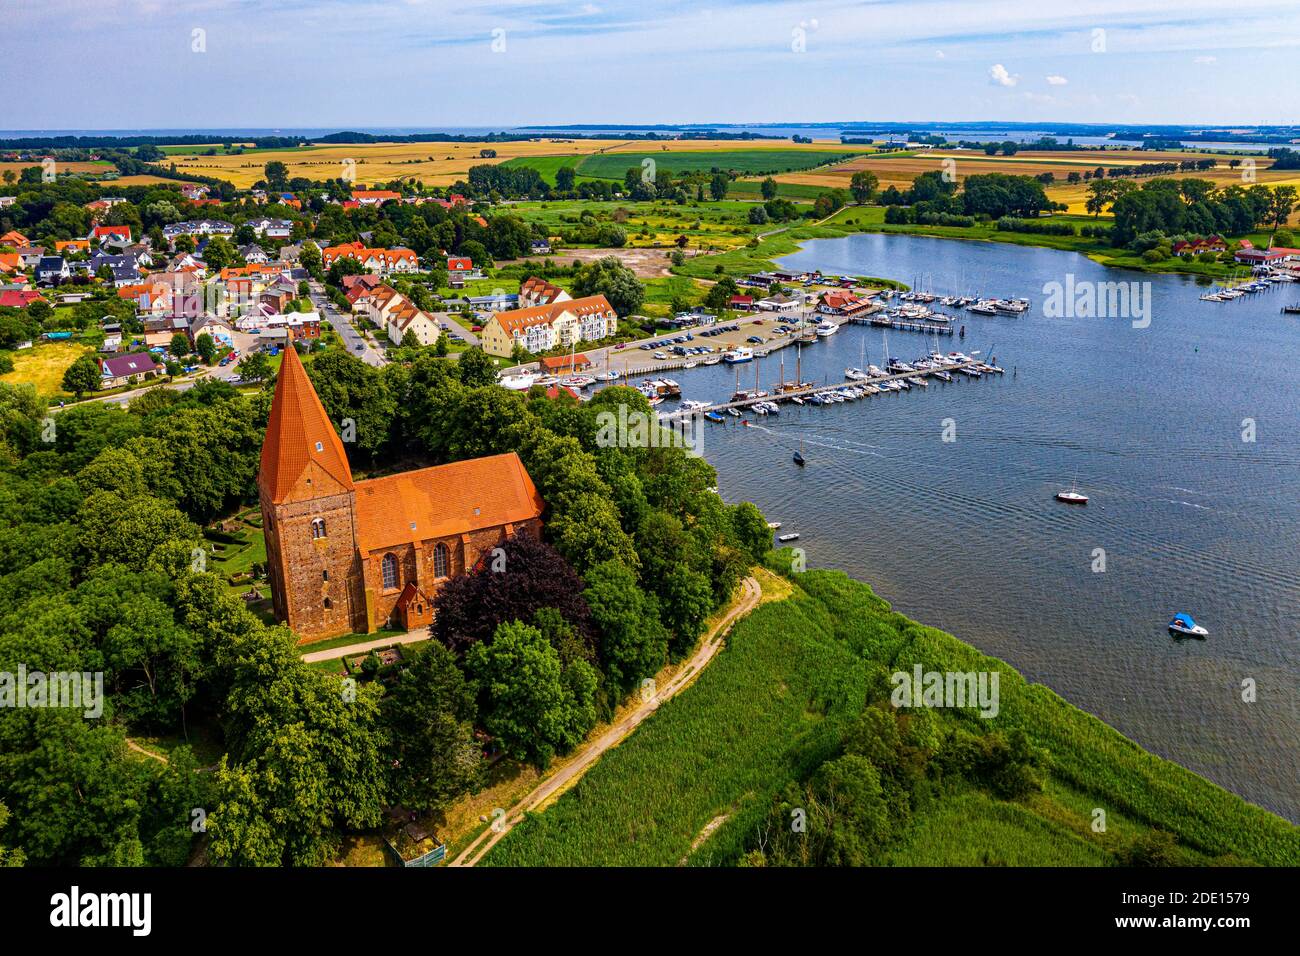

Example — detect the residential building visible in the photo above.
[478,294,618,357]
[99,352,162,388]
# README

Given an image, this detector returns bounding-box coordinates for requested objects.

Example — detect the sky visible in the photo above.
[2,0,1298,130]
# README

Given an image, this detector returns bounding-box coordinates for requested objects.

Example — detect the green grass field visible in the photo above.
[484,564,1299,867]
[574,149,864,181]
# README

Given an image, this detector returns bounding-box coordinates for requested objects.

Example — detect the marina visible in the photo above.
[690,230,1300,824]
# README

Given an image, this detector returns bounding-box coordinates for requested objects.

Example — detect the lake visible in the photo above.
[661,233,1300,821]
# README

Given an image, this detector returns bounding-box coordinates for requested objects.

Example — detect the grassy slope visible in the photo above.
[485,565,1300,867]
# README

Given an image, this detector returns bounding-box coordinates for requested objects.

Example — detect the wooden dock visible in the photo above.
[850,314,954,335]
[658,359,998,421]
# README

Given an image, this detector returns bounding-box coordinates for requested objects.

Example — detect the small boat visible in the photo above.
[703,356,722,365]
[1168,613,1208,638]
[777,532,800,542]
[726,407,741,418]
[703,411,726,423]
[815,321,838,337]
[906,376,927,388]
[599,370,621,381]
[723,347,754,364]
[845,367,869,381]
[766,521,782,530]
[1055,487,1088,504]
[790,396,805,406]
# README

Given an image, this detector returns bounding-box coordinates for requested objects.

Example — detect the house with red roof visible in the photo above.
[0,290,46,309]
[91,224,132,243]
[350,190,402,206]
[1,230,30,248]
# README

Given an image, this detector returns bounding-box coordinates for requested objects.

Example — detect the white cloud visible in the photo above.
[1194,55,1217,64]
[935,49,945,59]
[988,63,1018,87]
[1045,74,1068,85]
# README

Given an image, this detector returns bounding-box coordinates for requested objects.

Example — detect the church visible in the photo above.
[258,345,544,643]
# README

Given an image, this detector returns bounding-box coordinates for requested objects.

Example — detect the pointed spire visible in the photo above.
[259,344,354,504]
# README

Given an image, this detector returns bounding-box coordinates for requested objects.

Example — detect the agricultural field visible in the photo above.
[0,342,94,398]
[510,198,765,253]
[97,173,190,187]
[485,565,1300,867]
[747,147,1300,215]
[0,160,114,179]
[153,138,867,189]
[573,148,865,181]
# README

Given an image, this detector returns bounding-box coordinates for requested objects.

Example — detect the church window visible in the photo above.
[433,543,449,579]
[311,518,326,539]
[382,553,398,590]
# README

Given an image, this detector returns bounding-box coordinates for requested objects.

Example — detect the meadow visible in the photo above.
[573,148,864,181]
[484,563,1300,867]
[0,341,93,398]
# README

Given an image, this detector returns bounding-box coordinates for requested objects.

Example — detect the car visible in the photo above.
[355,343,364,351]
[747,335,764,344]
[640,344,652,350]
[471,325,482,332]
[653,352,667,359]
[753,319,764,325]
[614,343,627,350]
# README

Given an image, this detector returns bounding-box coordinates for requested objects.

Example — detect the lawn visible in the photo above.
[0,341,94,398]
[484,564,1299,867]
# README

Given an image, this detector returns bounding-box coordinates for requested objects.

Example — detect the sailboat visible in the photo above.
[1055,479,1088,504]
[793,439,806,467]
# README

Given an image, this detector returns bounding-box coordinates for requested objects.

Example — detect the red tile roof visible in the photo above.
[352,453,543,553]
[258,345,355,504]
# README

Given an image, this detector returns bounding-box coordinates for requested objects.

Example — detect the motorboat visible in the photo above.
[1055,489,1088,504]
[845,367,869,381]
[703,411,726,423]
[498,373,540,391]
[777,532,801,541]
[815,321,839,337]
[723,347,754,364]
[1168,613,1208,638]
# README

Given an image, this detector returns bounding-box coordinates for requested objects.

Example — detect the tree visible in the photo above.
[381,642,481,811]
[572,256,644,316]
[582,559,668,693]
[730,501,772,561]
[432,532,596,652]
[299,240,323,280]
[555,166,576,192]
[434,331,450,357]
[1267,185,1297,233]
[264,161,290,191]
[169,333,190,359]
[201,236,237,272]
[704,276,739,311]
[455,346,497,387]
[709,173,730,201]
[62,353,101,398]
[195,332,217,365]
[760,177,778,200]
[222,347,267,383]
[304,349,394,460]
[849,170,879,205]
[747,205,769,225]
[466,620,596,767]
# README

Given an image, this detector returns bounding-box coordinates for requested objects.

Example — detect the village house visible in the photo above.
[350,189,402,206]
[35,256,69,286]
[91,224,132,244]
[353,284,441,346]
[518,276,571,308]
[99,352,162,389]
[163,219,235,243]
[0,230,30,247]
[143,315,191,348]
[321,241,419,275]
[818,290,871,317]
[478,294,618,357]
[1172,235,1228,257]
[258,345,544,641]
[17,246,46,268]
[190,314,236,348]
[0,289,46,309]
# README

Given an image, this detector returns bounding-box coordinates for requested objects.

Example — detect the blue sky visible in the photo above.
[2,0,1298,129]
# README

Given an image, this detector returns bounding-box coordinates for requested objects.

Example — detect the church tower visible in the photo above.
[258,345,367,641]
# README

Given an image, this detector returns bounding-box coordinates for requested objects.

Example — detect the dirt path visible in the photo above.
[450,574,762,867]
[300,630,430,664]
[125,738,169,764]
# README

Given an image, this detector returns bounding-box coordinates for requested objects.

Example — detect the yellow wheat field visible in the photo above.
[154,138,864,188]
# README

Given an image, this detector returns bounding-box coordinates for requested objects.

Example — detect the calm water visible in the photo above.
[660,234,1300,821]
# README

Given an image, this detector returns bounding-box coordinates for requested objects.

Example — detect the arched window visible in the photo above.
[433,543,449,579]
[310,518,326,539]
[381,553,398,590]
[323,597,331,610]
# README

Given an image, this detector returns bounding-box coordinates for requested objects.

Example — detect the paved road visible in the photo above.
[450,575,762,867]
[307,280,387,367]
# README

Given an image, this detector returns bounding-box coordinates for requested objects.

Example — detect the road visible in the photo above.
[450,574,762,867]
[306,279,387,367]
